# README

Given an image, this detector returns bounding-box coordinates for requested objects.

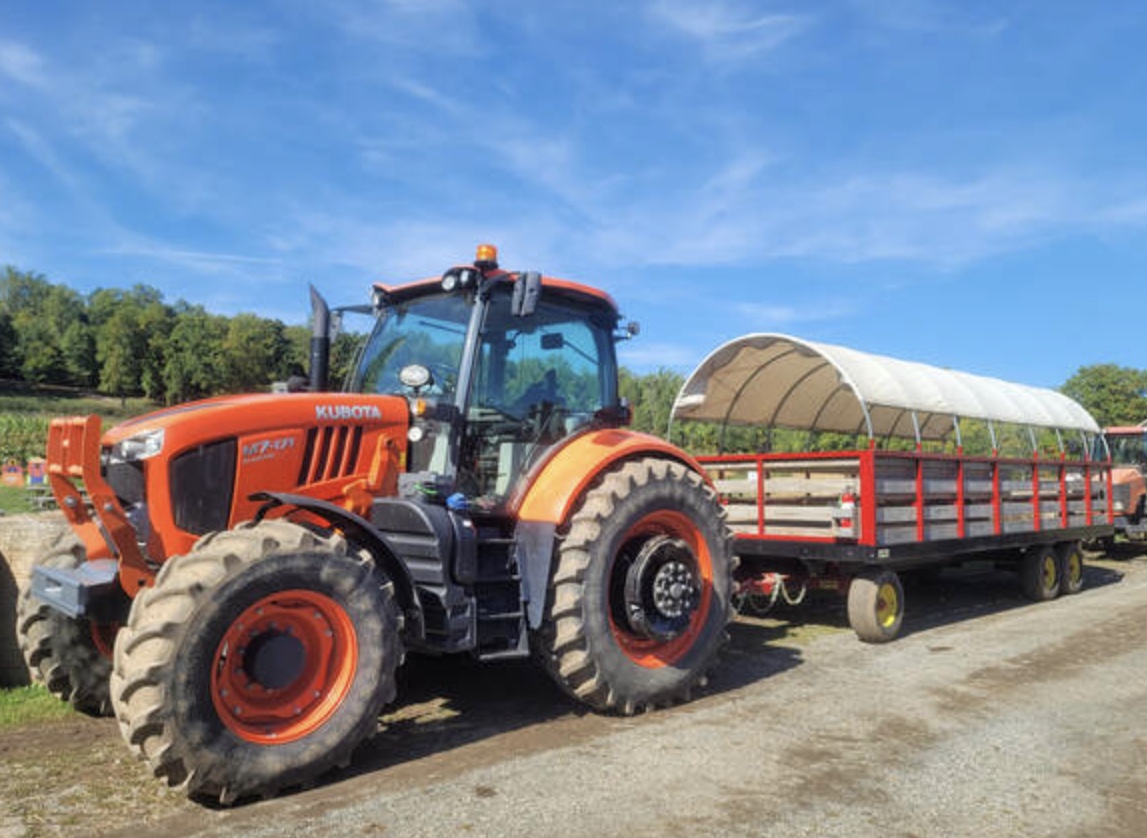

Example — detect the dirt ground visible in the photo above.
[3,545,1147,838]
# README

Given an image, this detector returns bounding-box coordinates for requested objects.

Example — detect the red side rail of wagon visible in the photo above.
[698,447,1113,553]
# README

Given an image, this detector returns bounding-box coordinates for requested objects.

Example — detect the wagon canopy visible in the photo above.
[672,333,1100,443]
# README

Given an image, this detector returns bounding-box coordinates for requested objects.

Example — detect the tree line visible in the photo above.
[3,264,1146,437]
[0,267,360,405]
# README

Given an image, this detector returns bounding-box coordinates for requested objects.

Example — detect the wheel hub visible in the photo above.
[243,631,306,691]
[623,535,701,641]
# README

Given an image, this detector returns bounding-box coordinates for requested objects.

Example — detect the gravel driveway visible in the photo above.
[4,550,1147,838]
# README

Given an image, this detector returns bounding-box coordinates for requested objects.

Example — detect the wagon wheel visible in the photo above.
[847,568,904,643]
[1056,541,1085,596]
[1019,544,1060,602]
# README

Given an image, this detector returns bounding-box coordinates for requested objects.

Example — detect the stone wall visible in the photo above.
[0,512,68,687]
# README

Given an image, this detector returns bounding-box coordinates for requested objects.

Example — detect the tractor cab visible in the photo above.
[350,245,631,510]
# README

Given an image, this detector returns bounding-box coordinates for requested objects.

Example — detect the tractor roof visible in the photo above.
[372,272,619,313]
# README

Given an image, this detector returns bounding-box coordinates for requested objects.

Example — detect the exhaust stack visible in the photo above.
[309,285,330,392]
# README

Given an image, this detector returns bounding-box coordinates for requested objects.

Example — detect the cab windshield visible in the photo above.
[1107,432,1147,467]
[353,292,470,397]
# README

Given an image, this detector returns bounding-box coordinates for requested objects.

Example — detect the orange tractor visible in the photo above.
[1102,423,1147,541]
[18,246,735,803]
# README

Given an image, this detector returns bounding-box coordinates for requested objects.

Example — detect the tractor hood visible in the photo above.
[103,392,410,460]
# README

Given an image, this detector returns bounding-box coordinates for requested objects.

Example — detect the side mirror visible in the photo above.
[616,320,640,342]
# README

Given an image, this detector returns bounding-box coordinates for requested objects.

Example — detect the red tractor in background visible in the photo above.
[18,245,735,803]
[1103,422,1147,541]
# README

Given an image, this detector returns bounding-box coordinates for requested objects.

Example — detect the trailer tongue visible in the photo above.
[673,333,1113,642]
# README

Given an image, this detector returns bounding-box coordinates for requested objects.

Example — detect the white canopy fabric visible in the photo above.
[672,333,1100,441]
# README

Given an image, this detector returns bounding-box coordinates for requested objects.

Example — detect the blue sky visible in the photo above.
[2,1,1145,389]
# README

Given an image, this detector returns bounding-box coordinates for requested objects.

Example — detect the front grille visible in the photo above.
[171,439,237,535]
[297,425,364,485]
[105,460,145,506]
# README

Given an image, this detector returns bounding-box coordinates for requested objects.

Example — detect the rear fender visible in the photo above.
[512,429,707,628]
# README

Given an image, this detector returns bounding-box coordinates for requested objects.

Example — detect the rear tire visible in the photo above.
[111,520,401,804]
[847,568,904,643]
[1019,544,1060,602]
[535,458,735,715]
[16,535,115,715]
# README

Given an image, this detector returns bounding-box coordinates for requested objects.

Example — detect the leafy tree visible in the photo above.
[2,270,93,386]
[221,314,290,392]
[1061,364,1147,427]
[619,367,685,437]
[137,300,173,402]
[0,310,18,378]
[61,320,97,387]
[15,317,66,383]
[98,308,144,403]
[162,306,227,404]
[0,266,52,317]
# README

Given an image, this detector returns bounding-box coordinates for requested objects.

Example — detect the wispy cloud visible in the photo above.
[846,0,1009,38]
[579,161,1138,273]
[321,0,482,54]
[648,1,812,63]
[4,119,84,193]
[101,245,284,270]
[0,41,49,89]
[737,302,857,328]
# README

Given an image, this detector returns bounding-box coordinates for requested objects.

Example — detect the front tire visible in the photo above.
[17,534,115,715]
[111,520,401,804]
[536,458,735,715]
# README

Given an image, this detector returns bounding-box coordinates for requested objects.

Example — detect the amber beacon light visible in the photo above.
[474,243,499,269]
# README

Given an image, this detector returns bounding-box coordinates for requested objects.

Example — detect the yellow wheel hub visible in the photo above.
[876,583,899,628]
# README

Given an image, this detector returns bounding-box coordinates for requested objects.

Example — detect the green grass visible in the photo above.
[0,482,37,514]
[0,684,76,728]
[0,390,154,421]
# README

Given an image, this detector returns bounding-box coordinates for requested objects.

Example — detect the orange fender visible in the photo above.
[514,429,709,526]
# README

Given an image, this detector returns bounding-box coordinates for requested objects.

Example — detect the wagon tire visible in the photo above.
[1019,544,1060,602]
[535,458,735,715]
[110,520,401,804]
[847,568,904,643]
[1056,541,1085,596]
[16,534,115,715]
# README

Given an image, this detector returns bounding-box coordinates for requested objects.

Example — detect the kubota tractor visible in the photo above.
[18,245,734,803]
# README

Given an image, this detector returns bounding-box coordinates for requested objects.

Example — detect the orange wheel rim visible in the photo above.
[609,510,713,669]
[211,590,358,744]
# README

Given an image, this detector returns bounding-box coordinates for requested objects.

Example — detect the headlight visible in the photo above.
[106,429,165,464]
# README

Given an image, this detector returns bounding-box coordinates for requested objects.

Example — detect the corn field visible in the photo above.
[0,414,50,463]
